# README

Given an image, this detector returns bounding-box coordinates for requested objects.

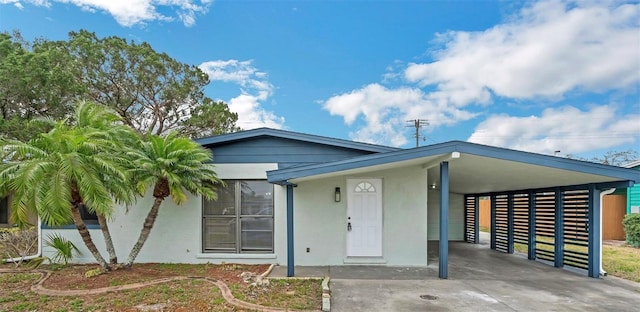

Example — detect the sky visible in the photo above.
[0,0,638,158]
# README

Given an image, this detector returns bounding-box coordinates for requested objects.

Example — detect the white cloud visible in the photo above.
[405,0,639,103]
[2,0,211,27]
[321,0,639,149]
[199,59,285,130]
[467,105,640,154]
[323,83,476,146]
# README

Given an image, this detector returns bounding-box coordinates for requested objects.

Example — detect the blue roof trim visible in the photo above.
[267,140,640,184]
[194,128,399,153]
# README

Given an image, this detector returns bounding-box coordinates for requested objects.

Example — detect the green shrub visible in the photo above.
[45,233,80,265]
[623,213,640,248]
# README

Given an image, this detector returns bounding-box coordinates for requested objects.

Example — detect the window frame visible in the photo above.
[202,179,274,254]
[41,203,100,229]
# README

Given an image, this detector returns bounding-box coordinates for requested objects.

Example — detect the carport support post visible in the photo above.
[286,184,295,277]
[554,189,564,268]
[527,192,536,260]
[587,184,601,278]
[439,161,449,279]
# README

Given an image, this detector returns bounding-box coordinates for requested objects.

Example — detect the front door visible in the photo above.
[346,178,382,257]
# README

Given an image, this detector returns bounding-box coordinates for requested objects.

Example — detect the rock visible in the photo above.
[240,271,270,288]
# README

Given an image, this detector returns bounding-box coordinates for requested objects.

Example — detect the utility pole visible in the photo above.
[406,119,429,147]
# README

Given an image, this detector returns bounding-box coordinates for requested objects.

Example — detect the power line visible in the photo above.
[406,119,429,147]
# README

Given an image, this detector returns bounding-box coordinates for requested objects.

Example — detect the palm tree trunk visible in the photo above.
[97,214,118,264]
[124,196,164,268]
[70,204,111,271]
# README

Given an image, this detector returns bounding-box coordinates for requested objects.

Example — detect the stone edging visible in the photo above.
[0,267,319,312]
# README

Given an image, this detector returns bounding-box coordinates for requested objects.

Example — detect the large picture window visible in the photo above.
[203,180,274,253]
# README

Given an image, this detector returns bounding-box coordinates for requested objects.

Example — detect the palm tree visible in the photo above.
[0,101,136,270]
[123,132,220,268]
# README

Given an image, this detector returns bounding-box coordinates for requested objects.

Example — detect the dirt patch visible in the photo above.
[0,263,280,311]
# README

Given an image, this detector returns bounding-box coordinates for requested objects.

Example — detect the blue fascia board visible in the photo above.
[194,128,400,153]
[267,140,640,184]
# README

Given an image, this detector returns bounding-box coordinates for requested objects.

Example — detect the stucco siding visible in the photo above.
[42,193,204,264]
[427,191,464,241]
[293,165,429,266]
[44,163,285,265]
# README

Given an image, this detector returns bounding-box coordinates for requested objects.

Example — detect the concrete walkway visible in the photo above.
[269,241,640,311]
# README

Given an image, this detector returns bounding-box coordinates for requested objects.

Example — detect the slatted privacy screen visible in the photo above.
[494,195,509,253]
[464,195,477,243]
[534,192,556,262]
[562,190,589,269]
[478,186,597,275]
[513,193,529,247]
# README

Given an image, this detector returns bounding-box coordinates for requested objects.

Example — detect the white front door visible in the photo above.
[346,178,382,257]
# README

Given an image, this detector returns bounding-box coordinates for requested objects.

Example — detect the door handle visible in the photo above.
[347,222,352,231]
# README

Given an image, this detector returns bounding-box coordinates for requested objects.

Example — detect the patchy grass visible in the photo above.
[235,279,323,310]
[512,235,640,282]
[0,263,323,311]
[603,244,640,283]
[479,226,490,233]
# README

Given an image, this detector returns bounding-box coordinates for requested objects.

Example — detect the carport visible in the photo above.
[267,141,639,279]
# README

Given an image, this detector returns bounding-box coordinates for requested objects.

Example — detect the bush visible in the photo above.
[623,213,640,248]
[45,233,80,265]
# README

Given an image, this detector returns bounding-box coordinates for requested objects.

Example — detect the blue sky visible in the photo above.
[0,0,638,158]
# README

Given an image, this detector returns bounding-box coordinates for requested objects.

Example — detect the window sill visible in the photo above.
[197,253,276,259]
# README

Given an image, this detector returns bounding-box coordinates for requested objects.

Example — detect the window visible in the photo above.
[40,203,99,229]
[78,204,99,225]
[0,197,9,225]
[203,180,274,253]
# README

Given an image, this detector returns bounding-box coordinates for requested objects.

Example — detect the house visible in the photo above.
[623,160,640,214]
[39,128,639,279]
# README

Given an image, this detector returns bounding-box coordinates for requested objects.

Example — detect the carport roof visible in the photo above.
[267,141,640,194]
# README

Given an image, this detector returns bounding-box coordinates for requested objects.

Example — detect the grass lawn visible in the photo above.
[602,244,640,282]
[0,263,322,311]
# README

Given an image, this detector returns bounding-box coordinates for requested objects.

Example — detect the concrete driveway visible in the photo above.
[270,241,640,311]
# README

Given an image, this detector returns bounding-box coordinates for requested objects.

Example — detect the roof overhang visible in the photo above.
[267,141,639,194]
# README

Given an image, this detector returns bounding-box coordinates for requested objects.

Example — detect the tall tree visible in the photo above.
[63,30,238,137]
[0,30,239,141]
[123,132,220,268]
[0,32,80,140]
[567,150,640,167]
[0,101,136,270]
[590,150,640,167]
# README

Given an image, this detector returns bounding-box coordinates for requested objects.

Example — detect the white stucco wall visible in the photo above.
[427,190,464,241]
[42,162,463,266]
[42,163,284,265]
[293,165,430,266]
